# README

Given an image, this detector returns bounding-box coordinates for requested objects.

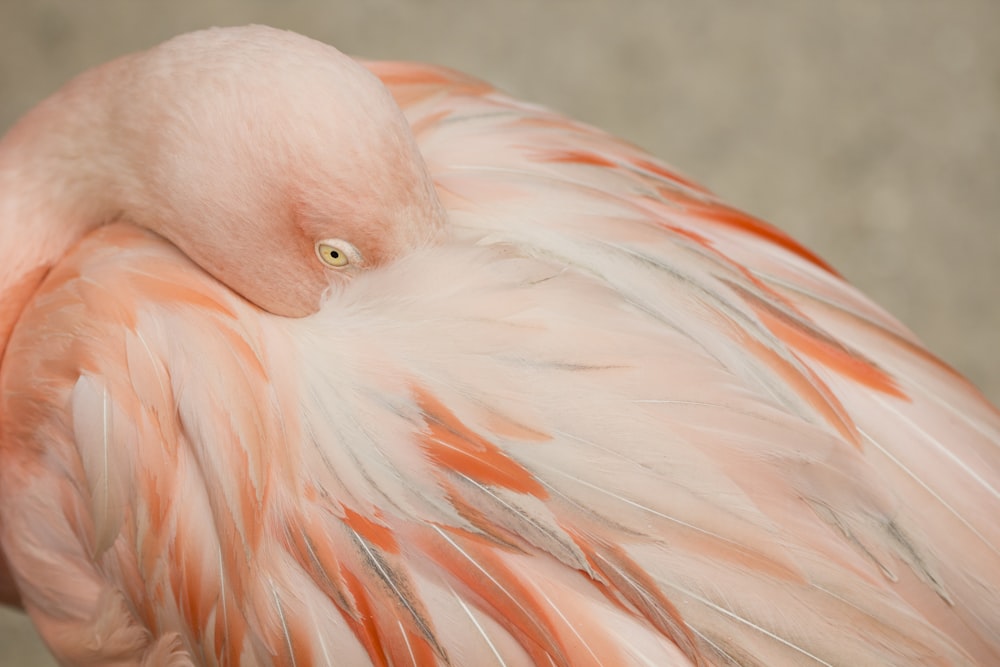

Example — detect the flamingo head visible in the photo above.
[113,25,446,317]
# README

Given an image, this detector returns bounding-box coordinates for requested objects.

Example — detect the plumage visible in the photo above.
[1,25,998,666]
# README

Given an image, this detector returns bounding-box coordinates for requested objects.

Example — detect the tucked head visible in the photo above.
[112,26,445,316]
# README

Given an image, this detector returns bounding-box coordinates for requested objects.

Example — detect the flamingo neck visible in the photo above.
[0,58,127,362]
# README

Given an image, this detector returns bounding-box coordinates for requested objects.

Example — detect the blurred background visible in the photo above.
[1,1,997,663]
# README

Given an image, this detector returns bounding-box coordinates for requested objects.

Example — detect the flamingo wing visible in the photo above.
[1,62,998,666]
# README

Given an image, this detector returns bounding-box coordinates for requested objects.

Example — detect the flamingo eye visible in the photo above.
[315,239,359,268]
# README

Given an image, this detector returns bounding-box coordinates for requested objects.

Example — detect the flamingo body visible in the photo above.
[1,27,999,666]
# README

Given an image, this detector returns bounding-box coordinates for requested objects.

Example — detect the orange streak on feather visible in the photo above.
[746,294,908,400]
[232,434,262,552]
[338,565,440,667]
[341,505,399,553]
[787,281,981,393]
[285,503,444,664]
[281,614,317,667]
[170,523,214,646]
[536,145,837,279]
[540,148,618,169]
[338,567,391,667]
[679,195,841,276]
[413,385,547,497]
[710,278,908,444]
[658,222,717,251]
[390,625,440,665]
[737,325,863,449]
[286,511,408,664]
[372,63,493,93]
[528,128,708,194]
[202,483,251,607]
[211,589,246,667]
[284,511,355,617]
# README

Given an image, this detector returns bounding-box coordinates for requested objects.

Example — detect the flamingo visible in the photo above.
[0,24,997,666]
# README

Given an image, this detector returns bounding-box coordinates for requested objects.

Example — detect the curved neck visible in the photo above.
[0,58,129,361]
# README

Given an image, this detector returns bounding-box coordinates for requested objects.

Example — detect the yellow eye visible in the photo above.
[315,239,359,268]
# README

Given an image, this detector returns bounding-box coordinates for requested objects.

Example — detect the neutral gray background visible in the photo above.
[1,1,997,663]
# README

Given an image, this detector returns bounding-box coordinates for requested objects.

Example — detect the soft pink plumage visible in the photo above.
[1,26,998,666]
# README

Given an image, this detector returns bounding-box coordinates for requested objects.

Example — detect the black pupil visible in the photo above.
[329,250,340,259]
